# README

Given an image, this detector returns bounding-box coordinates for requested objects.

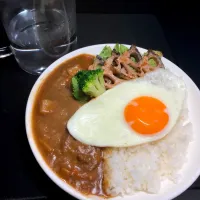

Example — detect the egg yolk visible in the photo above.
[124,96,169,135]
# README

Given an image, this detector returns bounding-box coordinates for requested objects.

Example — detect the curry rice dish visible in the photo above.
[31,44,193,197]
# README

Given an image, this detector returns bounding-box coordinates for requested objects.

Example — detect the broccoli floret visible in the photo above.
[71,69,106,101]
[71,71,89,102]
[79,69,106,98]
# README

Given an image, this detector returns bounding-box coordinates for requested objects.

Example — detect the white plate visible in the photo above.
[26,44,200,200]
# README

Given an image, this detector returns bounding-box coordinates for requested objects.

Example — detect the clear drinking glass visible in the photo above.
[1,0,77,75]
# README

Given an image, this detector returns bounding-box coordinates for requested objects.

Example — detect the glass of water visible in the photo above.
[1,0,77,75]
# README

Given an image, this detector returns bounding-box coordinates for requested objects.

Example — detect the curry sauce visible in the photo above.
[32,54,107,196]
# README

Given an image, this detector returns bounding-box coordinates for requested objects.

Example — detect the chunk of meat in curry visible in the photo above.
[32,54,106,196]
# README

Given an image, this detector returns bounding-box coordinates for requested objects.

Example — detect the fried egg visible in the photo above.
[67,68,186,147]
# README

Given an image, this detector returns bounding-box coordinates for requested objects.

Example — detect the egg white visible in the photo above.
[67,69,186,147]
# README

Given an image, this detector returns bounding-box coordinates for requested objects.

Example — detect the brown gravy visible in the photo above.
[32,54,106,196]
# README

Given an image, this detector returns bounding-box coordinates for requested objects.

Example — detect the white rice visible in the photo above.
[103,106,193,196]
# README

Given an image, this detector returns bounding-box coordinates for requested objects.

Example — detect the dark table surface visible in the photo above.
[1,14,200,200]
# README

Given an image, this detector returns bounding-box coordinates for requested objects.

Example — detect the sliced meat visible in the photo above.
[140,50,164,73]
[102,53,124,89]
[128,45,142,62]
[88,45,164,89]
[112,46,143,80]
[113,53,138,80]
[103,73,124,89]
[88,55,105,70]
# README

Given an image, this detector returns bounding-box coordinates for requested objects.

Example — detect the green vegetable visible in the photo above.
[99,46,112,60]
[120,44,129,54]
[80,69,106,98]
[71,69,106,100]
[131,57,136,62]
[148,58,157,67]
[114,43,129,54]
[114,43,120,53]
[71,75,89,102]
